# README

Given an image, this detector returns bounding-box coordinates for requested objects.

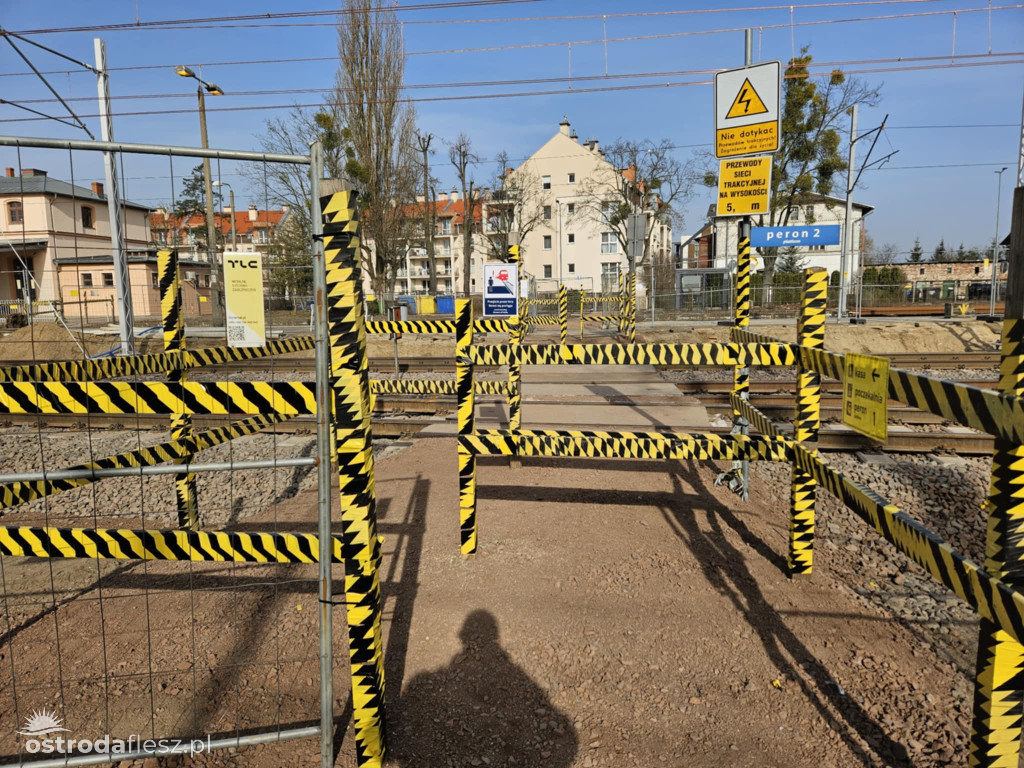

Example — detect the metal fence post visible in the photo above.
[627,271,637,343]
[970,186,1024,766]
[158,248,198,530]
[579,288,585,341]
[788,267,827,577]
[617,272,625,335]
[320,187,388,767]
[558,283,568,345]
[456,298,478,554]
[731,221,752,500]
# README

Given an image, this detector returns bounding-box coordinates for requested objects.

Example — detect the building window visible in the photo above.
[440,219,451,235]
[102,272,113,287]
[568,173,575,184]
[600,232,617,254]
[567,203,575,215]
[542,175,551,190]
[150,271,159,288]
[81,206,94,229]
[974,267,980,275]
[82,273,93,287]
[201,274,210,288]
[806,205,814,221]
[7,201,23,224]
[543,205,552,220]
[790,207,800,222]
[543,235,552,250]
[568,263,575,273]
[601,262,620,293]
[568,233,575,244]
[919,268,925,275]
[543,265,552,278]
[946,268,952,274]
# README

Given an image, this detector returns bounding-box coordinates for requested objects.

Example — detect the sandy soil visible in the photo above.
[0,439,971,767]
[638,320,1001,354]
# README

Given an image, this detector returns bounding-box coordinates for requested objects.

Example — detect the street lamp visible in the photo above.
[212,180,237,250]
[990,166,1009,317]
[175,64,225,324]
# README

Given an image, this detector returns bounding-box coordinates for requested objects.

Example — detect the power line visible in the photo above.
[865,161,1017,169]
[3,10,1021,79]
[2,56,1022,127]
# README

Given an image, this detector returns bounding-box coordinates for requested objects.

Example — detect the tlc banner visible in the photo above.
[224,252,266,347]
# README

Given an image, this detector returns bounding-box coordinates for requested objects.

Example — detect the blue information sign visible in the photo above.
[750,224,841,247]
[482,262,519,317]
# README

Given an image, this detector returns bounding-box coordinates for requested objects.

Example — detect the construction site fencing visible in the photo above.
[0,137,389,768]
[446,185,1024,767]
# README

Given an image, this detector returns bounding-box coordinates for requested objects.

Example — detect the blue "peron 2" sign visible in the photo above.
[750,224,841,247]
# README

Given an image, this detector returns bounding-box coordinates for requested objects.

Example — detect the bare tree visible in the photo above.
[413,131,439,293]
[482,150,545,263]
[449,133,478,296]
[335,0,418,298]
[571,138,694,277]
[244,106,349,247]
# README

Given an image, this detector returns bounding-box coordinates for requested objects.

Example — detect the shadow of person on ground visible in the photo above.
[389,610,577,767]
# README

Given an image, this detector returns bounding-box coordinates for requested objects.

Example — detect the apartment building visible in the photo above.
[149,204,292,260]
[0,167,152,304]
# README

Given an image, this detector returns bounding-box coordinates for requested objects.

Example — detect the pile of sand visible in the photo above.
[0,322,110,362]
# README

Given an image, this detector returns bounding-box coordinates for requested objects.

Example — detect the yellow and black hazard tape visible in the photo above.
[0,412,293,512]
[526,315,559,326]
[468,342,797,367]
[462,428,791,462]
[0,380,317,416]
[794,442,1024,646]
[581,315,620,323]
[525,298,560,306]
[0,336,316,384]
[321,187,388,765]
[0,523,343,563]
[731,327,793,349]
[363,319,511,335]
[455,298,477,556]
[730,393,787,439]
[799,345,1024,444]
[368,379,508,396]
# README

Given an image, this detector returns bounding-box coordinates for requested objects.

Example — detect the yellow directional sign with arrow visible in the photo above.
[842,353,889,442]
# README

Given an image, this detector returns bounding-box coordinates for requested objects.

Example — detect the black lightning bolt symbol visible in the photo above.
[738,86,752,113]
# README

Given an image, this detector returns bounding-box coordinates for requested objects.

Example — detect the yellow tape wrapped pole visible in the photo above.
[728,220,752,500]
[507,244,522,433]
[617,272,624,335]
[627,271,637,343]
[320,188,387,766]
[456,298,478,554]
[558,283,568,345]
[788,268,826,577]
[158,249,198,531]
[579,288,585,341]
[970,187,1024,767]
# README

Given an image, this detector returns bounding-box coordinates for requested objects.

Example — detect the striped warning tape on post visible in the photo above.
[363,320,511,335]
[467,343,797,367]
[794,442,1024,647]
[158,249,198,531]
[580,315,621,323]
[526,315,560,326]
[729,393,786,439]
[0,381,317,416]
[455,298,478,556]
[461,428,791,462]
[320,187,387,765]
[0,523,343,563]
[788,267,828,578]
[368,379,508,396]
[0,336,316,384]
[0,413,294,511]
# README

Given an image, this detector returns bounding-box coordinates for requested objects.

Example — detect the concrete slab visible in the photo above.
[855,452,898,466]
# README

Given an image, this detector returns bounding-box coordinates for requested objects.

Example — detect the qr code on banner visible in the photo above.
[228,325,245,344]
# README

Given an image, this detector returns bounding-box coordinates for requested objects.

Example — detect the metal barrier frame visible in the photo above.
[0,137,385,768]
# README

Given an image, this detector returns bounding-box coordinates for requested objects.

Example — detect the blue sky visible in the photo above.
[0,0,1021,258]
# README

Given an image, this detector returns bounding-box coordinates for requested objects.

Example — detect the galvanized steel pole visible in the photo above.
[309,140,335,768]
[992,167,1008,316]
[838,103,858,322]
[94,39,134,355]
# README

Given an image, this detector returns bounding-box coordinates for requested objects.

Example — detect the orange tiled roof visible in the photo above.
[149,209,286,237]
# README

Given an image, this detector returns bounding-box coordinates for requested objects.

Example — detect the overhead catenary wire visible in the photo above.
[2,56,1023,127]
[4,0,998,35]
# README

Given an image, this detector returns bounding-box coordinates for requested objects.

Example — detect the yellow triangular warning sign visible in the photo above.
[725,78,769,119]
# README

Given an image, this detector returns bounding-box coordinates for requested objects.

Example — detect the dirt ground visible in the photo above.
[0,438,972,767]
[638,319,1001,354]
